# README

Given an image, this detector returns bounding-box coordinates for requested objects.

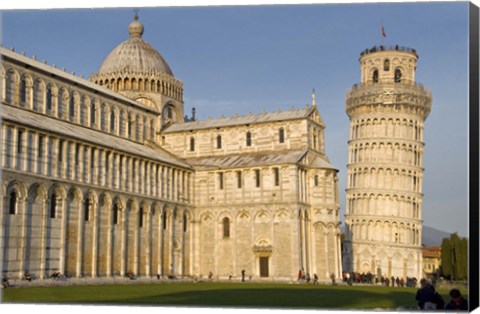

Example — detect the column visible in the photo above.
[169,208,175,275]
[323,231,330,279]
[144,162,149,196]
[91,148,98,185]
[85,146,91,184]
[39,197,48,279]
[134,208,140,276]
[146,208,152,277]
[121,155,127,191]
[140,160,146,195]
[100,150,107,186]
[120,204,127,277]
[157,208,163,276]
[31,132,39,174]
[105,152,110,188]
[59,197,68,276]
[310,220,317,276]
[1,125,8,168]
[69,142,75,181]
[333,231,339,278]
[298,210,303,270]
[128,158,133,192]
[91,200,98,278]
[192,219,201,276]
[78,144,85,183]
[302,211,308,273]
[106,204,113,277]
[304,212,309,273]
[114,154,120,189]
[51,138,59,177]
[57,139,64,178]
[10,126,18,169]
[76,195,84,277]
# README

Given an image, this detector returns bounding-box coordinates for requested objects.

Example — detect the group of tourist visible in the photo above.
[416,278,468,310]
[297,269,320,285]
[341,271,418,288]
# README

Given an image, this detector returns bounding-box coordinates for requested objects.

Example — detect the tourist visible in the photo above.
[330,273,336,285]
[313,273,319,285]
[241,269,246,282]
[346,272,351,285]
[445,289,468,310]
[298,269,302,281]
[306,273,311,284]
[415,279,444,310]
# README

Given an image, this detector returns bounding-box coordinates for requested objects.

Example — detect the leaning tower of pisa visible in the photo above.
[343,45,432,280]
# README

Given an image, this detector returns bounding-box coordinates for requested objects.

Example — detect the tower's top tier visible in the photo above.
[359,45,418,85]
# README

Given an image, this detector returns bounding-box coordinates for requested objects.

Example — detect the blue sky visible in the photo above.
[0,1,471,237]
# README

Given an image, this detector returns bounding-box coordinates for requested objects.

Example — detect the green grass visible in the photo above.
[1,282,468,310]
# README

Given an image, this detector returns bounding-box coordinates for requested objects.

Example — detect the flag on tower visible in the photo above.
[381,23,387,38]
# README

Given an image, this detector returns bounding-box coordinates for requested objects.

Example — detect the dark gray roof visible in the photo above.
[162,106,316,133]
[185,149,335,170]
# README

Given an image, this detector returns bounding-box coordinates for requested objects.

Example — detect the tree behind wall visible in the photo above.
[440,233,468,280]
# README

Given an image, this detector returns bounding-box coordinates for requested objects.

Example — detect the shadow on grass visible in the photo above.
[94,285,419,310]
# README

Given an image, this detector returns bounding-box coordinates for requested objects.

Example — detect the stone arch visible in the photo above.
[33,78,46,113]
[19,73,33,107]
[118,109,127,137]
[5,67,20,105]
[23,183,48,274]
[6,180,28,202]
[236,210,251,224]
[88,98,98,128]
[200,211,214,223]
[80,95,90,126]
[100,102,109,132]
[109,105,119,134]
[68,90,80,122]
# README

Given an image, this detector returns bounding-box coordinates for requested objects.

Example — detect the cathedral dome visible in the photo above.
[97,15,173,76]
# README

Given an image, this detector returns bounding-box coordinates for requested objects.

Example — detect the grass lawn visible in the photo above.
[1,282,467,310]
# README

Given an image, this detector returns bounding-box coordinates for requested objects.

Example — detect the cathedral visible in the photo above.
[0,15,342,281]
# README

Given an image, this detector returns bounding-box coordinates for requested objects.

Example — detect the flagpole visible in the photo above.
[381,20,384,47]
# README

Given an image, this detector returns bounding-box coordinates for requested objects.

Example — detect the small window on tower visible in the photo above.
[246,131,252,147]
[223,217,230,238]
[395,69,402,83]
[384,59,390,71]
[190,137,195,152]
[279,128,285,143]
[373,69,379,83]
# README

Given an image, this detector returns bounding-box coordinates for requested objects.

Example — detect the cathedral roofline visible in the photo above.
[1,47,161,115]
[162,105,318,133]
[1,104,192,169]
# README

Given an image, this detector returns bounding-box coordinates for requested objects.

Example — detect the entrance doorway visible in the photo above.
[259,257,269,277]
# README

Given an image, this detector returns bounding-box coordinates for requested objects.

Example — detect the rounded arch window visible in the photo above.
[223,217,230,238]
[384,59,390,71]
[162,104,177,127]
[46,85,53,112]
[246,131,252,147]
[20,77,27,104]
[190,137,195,152]
[9,191,18,215]
[394,68,402,83]
[50,192,57,218]
[372,69,379,83]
